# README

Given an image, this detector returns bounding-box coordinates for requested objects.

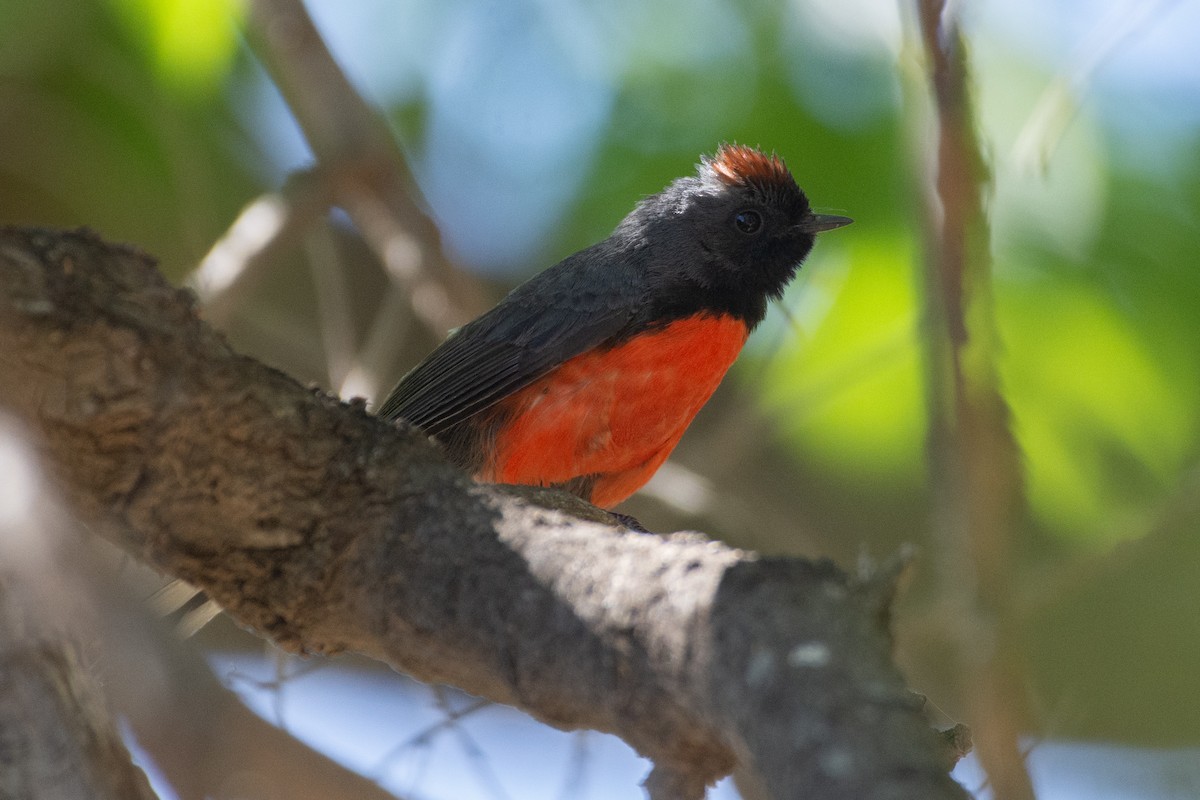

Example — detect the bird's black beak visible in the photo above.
[796,213,853,234]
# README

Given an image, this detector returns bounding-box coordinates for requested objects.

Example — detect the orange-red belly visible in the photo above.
[477,314,749,508]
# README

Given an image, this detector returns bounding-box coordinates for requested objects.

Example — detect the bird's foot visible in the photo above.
[608,511,651,533]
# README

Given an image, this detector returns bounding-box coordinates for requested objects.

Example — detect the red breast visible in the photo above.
[478,314,749,508]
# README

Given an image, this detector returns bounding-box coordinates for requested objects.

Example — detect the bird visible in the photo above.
[377,144,851,510]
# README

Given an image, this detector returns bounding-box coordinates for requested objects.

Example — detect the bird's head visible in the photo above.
[623,144,851,323]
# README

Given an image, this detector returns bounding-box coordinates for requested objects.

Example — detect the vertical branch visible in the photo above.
[244,0,487,328]
[241,0,491,402]
[913,1,1034,798]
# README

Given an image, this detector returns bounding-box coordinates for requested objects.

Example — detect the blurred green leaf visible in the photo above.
[108,0,243,93]
[1027,498,1200,743]
[0,0,259,274]
[753,234,925,485]
[1000,276,1197,544]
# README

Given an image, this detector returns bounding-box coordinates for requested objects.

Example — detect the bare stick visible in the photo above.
[914,1,1034,797]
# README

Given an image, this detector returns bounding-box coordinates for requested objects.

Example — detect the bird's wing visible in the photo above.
[376,250,641,435]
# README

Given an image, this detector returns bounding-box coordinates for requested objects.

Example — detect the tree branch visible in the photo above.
[0,414,413,800]
[914,0,1033,796]
[0,578,157,800]
[0,226,967,799]
[244,0,489,333]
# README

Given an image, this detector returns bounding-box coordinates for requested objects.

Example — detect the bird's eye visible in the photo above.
[734,210,762,235]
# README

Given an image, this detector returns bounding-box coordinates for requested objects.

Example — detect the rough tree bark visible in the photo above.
[0,414,409,800]
[0,226,968,799]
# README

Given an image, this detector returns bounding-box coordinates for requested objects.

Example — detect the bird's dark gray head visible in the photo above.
[616,144,851,327]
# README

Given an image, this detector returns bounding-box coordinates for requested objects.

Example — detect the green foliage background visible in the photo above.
[3,0,1197,774]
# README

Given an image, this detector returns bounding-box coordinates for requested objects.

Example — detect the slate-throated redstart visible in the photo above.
[378,144,851,509]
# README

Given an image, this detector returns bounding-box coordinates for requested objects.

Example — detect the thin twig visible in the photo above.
[913,0,1033,797]
[244,0,488,348]
[1014,0,1186,173]
[304,224,358,389]
[188,168,332,328]
[556,732,592,800]
[371,696,494,776]
[339,282,417,401]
